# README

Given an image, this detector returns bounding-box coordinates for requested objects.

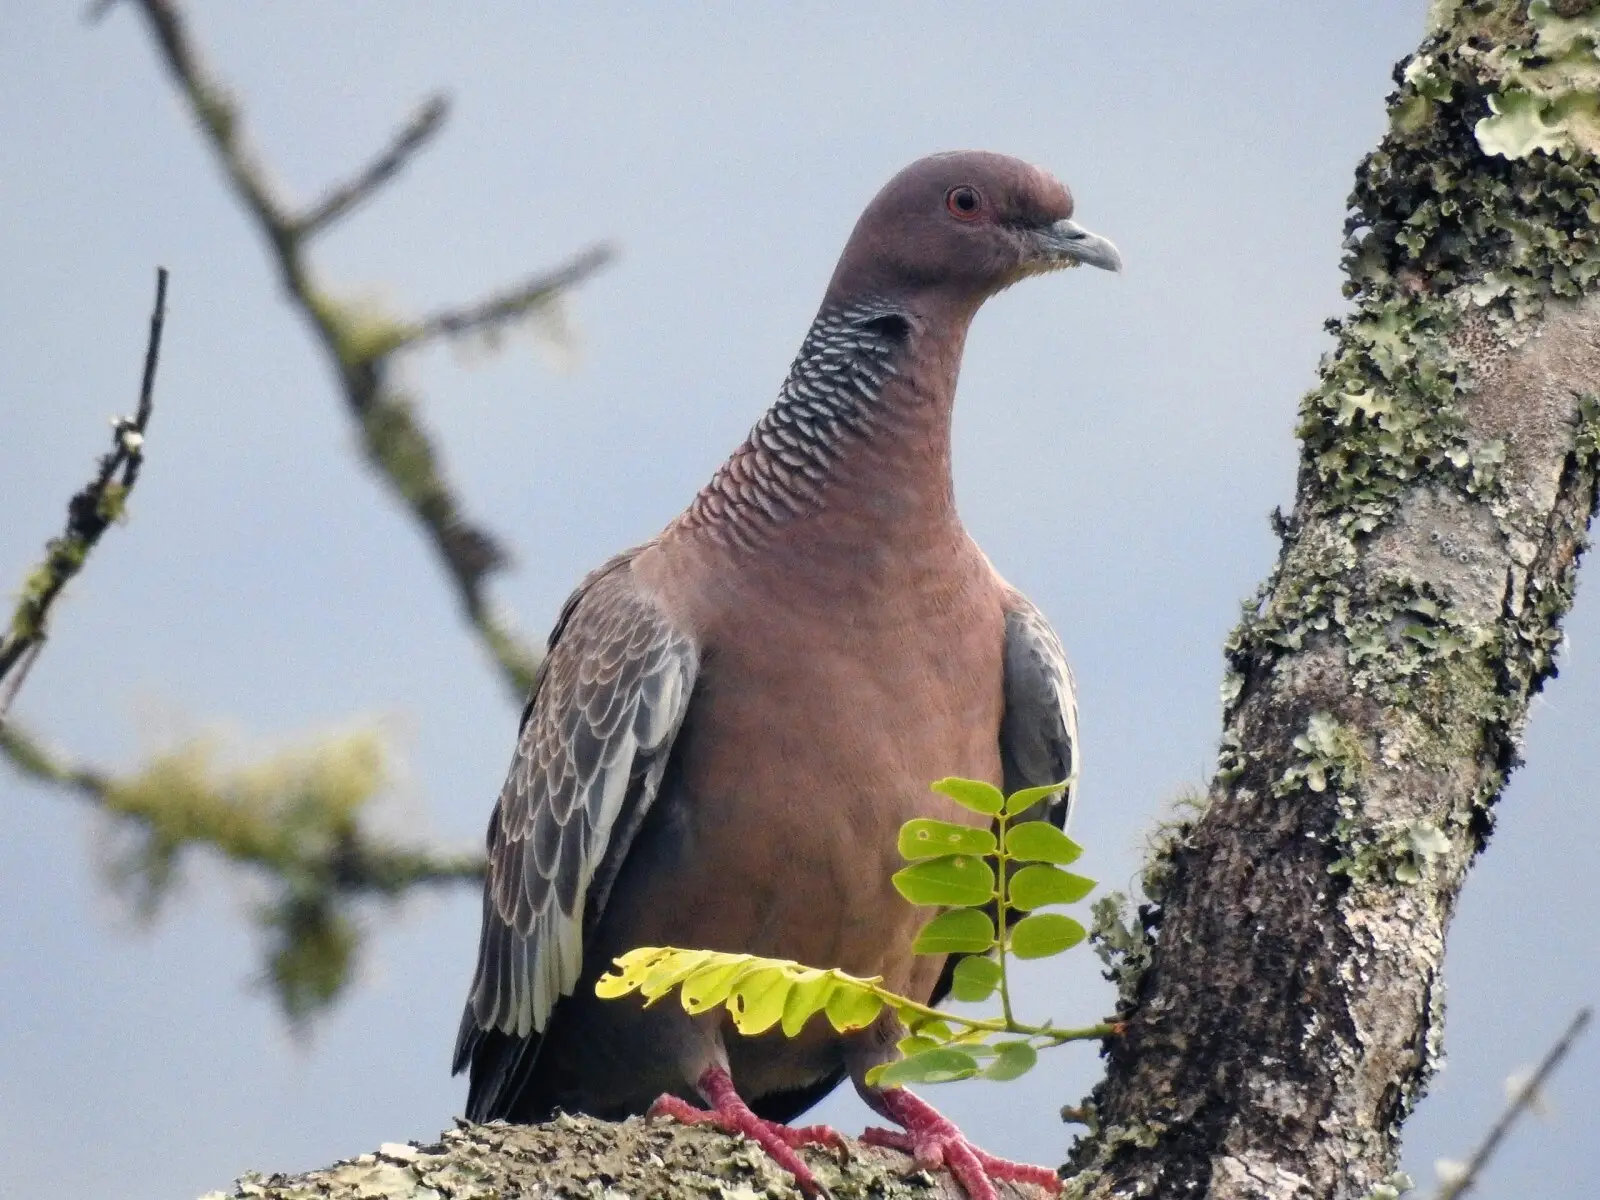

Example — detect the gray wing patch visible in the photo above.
[463,559,698,1041]
[999,597,1079,831]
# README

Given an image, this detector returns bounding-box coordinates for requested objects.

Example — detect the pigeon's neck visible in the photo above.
[677,296,970,560]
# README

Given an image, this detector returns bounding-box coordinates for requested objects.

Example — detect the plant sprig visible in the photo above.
[595,776,1112,1088]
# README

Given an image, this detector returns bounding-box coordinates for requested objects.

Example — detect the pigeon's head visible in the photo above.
[826,151,1121,310]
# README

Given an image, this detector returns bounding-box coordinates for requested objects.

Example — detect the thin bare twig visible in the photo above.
[406,243,615,347]
[296,94,450,238]
[0,267,168,725]
[1435,1007,1593,1200]
[122,0,613,700]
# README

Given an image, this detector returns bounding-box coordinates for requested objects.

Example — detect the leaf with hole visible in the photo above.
[948,955,1002,1002]
[1003,781,1068,816]
[930,777,1005,816]
[729,968,791,1034]
[892,855,995,907]
[1005,821,1084,865]
[872,1046,982,1087]
[912,909,997,955]
[1008,864,1096,910]
[680,958,756,1012]
[983,1040,1038,1081]
[1009,913,1087,959]
[898,818,997,861]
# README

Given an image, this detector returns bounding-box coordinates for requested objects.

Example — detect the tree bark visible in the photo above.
[202,4,1600,1198]
[1066,2,1600,1196]
[197,1117,1023,1200]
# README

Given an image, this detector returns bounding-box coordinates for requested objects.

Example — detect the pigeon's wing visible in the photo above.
[998,593,1079,830]
[453,552,698,1116]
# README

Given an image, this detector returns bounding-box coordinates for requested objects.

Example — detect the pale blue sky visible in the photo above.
[2,4,1595,1198]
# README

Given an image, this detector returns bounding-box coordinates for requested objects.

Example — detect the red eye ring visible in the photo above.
[946,185,983,220]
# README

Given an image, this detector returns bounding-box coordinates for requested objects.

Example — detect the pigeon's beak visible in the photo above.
[1034,218,1123,274]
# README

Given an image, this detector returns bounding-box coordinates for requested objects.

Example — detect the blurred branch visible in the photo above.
[122,0,616,701]
[1435,1007,1592,1200]
[0,720,485,1020]
[0,267,168,725]
[296,94,450,238]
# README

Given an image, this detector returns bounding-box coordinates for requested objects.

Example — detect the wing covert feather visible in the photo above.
[462,556,698,1043]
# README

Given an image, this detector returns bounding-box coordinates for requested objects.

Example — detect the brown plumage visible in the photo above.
[454,151,1120,1199]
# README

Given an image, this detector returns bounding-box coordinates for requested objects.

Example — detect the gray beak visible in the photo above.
[1039,218,1123,273]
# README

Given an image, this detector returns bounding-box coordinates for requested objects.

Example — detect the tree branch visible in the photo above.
[196,1116,1034,1200]
[0,719,484,1020]
[0,267,167,725]
[1068,5,1600,1197]
[122,0,614,701]
[1435,1007,1592,1200]
[295,93,450,238]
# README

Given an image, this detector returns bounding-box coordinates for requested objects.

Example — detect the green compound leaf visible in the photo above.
[1009,913,1087,959]
[1005,821,1084,865]
[872,1046,982,1088]
[983,1040,1039,1082]
[912,909,997,955]
[892,854,996,907]
[898,818,997,861]
[1008,864,1097,910]
[948,954,1002,1002]
[1003,781,1068,816]
[930,777,1005,816]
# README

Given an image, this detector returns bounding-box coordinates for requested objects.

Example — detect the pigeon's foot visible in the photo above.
[861,1087,1062,1200]
[649,1066,846,1198]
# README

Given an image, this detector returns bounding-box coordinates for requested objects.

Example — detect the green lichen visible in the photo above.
[1088,892,1156,1014]
[1276,711,1369,798]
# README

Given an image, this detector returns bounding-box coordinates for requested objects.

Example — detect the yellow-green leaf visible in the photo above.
[680,957,757,1013]
[896,1033,943,1057]
[892,855,995,907]
[1003,781,1068,816]
[898,818,996,861]
[780,969,835,1037]
[824,982,884,1032]
[728,968,791,1034]
[1008,864,1096,910]
[912,909,997,955]
[1004,821,1084,865]
[1009,913,1086,959]
[948,955,1002,1002]
[638,947,719,1001]
[930,777,1004,816]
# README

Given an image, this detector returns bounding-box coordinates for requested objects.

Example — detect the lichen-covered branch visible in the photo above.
[0,720,484,1021]
[197,1116,1038,1200]
[122,0,615,701]
[0,267,167,725]
[1067,4,1600,1197]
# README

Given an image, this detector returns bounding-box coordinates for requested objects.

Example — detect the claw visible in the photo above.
[861,1088,1061,1199]
[649,1067,845,1197]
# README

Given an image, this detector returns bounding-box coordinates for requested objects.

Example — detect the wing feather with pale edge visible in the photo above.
[999,594,1079,830]
[460,554,698,1047]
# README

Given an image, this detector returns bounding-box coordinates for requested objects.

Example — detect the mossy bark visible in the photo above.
[198,1117,1028,1200]
[1066,3,1600,1197]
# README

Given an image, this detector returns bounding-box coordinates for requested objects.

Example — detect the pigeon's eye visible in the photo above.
[946,186,982,220]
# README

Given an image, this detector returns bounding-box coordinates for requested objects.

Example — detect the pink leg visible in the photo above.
[860,1086,1062,1200]
[648,1065,846,1196]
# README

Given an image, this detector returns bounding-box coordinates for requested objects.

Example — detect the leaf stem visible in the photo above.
[994,808,1016,1027]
